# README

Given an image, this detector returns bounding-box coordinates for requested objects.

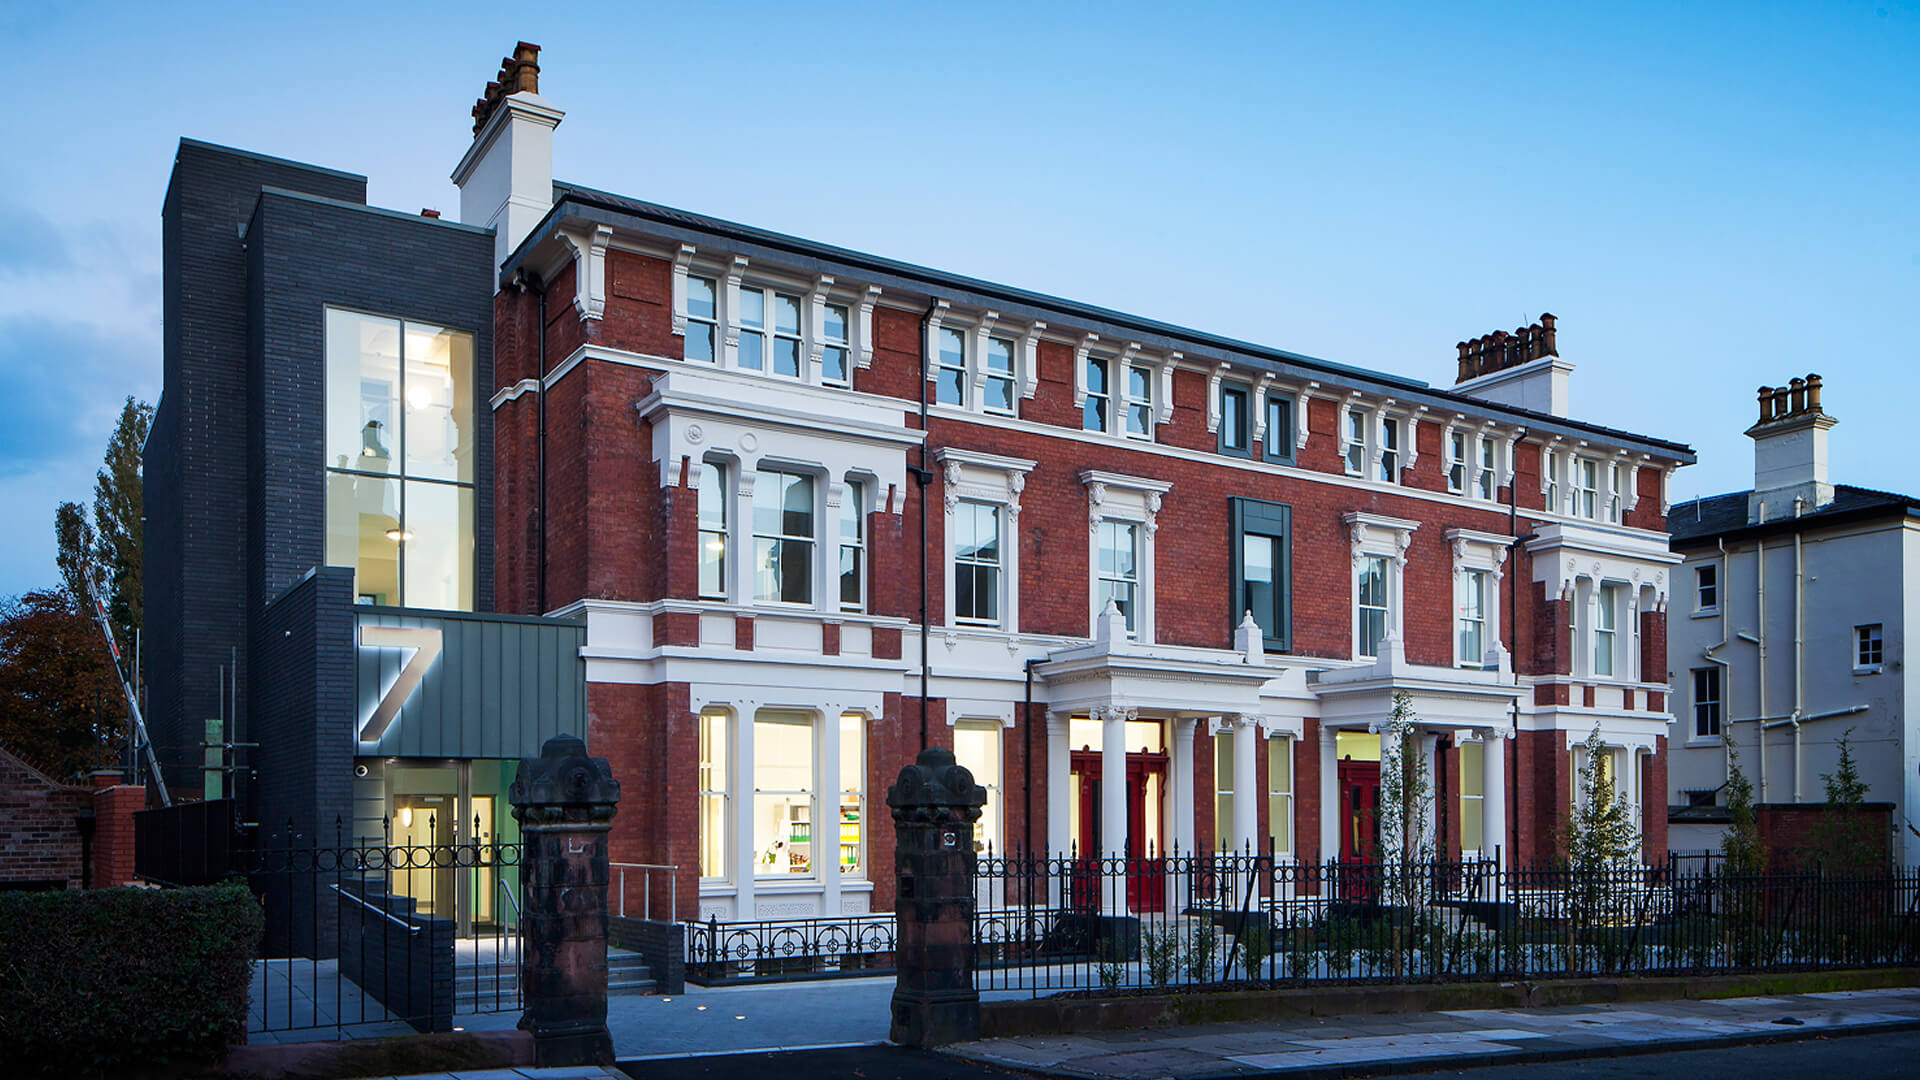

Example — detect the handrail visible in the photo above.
[498,874,522,921]
[329,882,420,934]
[612,862,679,921]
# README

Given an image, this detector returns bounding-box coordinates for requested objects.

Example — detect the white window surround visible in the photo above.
[1345,512,1418,663]
[1077,336,1175,437]
[668,250,880,382]
[936,448,1035,634]
[926,302,1045,416]
[1339,397,1418,485]
[1081,469,1171,644]
[1446,527,1513,671]
[1693,562,1720,615]
[1568,575,1659,682]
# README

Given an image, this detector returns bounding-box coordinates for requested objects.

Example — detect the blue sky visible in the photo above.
[0,2,1914,599]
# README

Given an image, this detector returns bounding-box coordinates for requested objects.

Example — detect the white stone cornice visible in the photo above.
[670,244,696,337]
[855,285,882,370]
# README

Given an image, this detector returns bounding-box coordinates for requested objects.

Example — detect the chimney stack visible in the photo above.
[1747,372,1835,522]
[1452,312,1574,416]
[451,41,563,280]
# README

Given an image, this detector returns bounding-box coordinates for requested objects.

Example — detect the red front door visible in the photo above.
[1070,750,1167,913]
[1338,759,1382,864]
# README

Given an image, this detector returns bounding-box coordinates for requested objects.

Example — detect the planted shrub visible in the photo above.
[1141,926,1179,987]
[0,880,261,1078]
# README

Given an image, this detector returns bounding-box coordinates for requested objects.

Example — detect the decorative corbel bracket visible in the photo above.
[1206,362,1231,434]
[1017,321,1046,399]
[557,223,614,321]
[1072,333,1101,407]
[669,243,696,337]
[924,300,951,383]
[855,285,882,369]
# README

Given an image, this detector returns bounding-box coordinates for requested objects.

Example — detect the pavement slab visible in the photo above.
[945,986,1920,1078]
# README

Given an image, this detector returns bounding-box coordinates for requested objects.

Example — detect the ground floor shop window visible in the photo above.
[954,720,1003,855]
[700,709,729,880]
[838,712,866,877]
[754,711,814,877]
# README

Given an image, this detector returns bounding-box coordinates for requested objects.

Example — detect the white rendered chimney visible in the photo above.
[1452,314,1573,417]
[1747,374,1835,523]
[451,43,563,279]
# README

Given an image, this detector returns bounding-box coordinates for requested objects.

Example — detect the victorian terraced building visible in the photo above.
[148,44,1695,935]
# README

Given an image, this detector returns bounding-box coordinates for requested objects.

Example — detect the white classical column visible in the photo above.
[732,707,757,920]
[819,705,843,920]
[1419,732,1440,858]
[1483,732,1508,869]
[1233,715,1260,854]
[1319,725,1339,864]
[1099,705,1130,916]
[1170,717,1198,857]
[1046,711,1071,908]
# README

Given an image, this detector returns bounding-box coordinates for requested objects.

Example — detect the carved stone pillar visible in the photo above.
[887,747,986,1048]
[509,734,621,1067]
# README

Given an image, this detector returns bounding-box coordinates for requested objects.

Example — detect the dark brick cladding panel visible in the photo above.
[148,143,366,792]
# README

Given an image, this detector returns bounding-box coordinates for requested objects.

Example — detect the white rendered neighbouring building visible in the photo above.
[1666,375,1919,865]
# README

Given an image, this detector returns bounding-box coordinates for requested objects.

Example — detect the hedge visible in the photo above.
[0,880,261,1077]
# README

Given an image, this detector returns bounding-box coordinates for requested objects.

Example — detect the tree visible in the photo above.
[92,397,151,643]
[1564,725,1640,873]
[1377,690,1435,907]
[0,590,121,779]
[53,502,96,611]
[1719,730,1765,875]
[1810,729,1882,876]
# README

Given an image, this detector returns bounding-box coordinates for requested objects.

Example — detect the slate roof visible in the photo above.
[1669,484,1920,546]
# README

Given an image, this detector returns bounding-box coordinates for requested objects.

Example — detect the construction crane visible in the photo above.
[85,569,169,807]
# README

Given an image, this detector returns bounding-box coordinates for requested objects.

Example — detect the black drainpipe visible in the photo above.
[911,297,941,751]
[517,270,550,615]
[1507,430,1526,864]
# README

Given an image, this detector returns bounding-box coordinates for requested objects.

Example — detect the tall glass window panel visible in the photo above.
[752,712,814,877]
[953,501,1002,625]
[699,462,728,600]
[1268,736,1293,855]
[1546,452,1562,513]
[753,470,815,604]
[326,473,400,605]
[1579,459,1599,518]
[1692,667,1722,738]
[1344,409,1366,475]
[1457,569,1487,668]
[698,710,729,879]
[1097,520,1139,632]
[685,276,718,363]
[821,302,851,385]
[327,310,401,475]
[1241,533,1281,638]
[1126,365,1154,437]
[985,337,1016,414]
[1447,432,1467,493]
[1357,555,1389,658]
[402,322,474,484]
[1264,395,1292,461]
[1378,417,1399,482]
[1213,730,1235,852]
[1083,355,1110,432]
[953,722,1003,855]
[1477,438,1497,500]
[838,713,865,876]
[1594,583,1618,676]
[936,327,967,406]
[403,481,474,612]
[772,293,803,378]
[1459,740,1485,852]
[736,288,766,371]
[839,480,864,612]
[1220,384,1250,454]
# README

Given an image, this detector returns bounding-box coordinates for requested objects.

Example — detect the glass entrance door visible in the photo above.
[392,792,455,918]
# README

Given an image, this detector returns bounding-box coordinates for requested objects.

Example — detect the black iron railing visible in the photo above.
[684,912,896,984]
[973,847,1920,996]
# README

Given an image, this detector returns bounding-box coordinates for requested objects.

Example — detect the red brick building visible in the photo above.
[459,48,1693,921]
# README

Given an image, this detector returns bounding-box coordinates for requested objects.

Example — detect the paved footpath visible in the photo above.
[945,987,1920,1078]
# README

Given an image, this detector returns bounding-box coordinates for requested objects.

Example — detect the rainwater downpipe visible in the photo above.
[1506,433,1524,864]
[1792,499,1806,802]
[1755,511,1769,801]
[913,296,942,751]
[1709,538,1733,782]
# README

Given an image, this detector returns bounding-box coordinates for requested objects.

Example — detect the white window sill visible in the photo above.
[1854,664,1883,676]
[1690,608,1720,619]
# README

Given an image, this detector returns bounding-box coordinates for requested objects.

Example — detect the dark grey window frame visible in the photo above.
[1218,381,1253,458]
[1691,666,1722,738]
[1262,392,1294,464]
[1230,497,1291,651]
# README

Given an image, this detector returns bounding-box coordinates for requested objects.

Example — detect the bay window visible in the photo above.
[753,469,815,604]
[753,711,815,877]
[953,721,1003,855]
[839,480,864,611]
[1267,735,1293,855]
[698,461,728,600]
